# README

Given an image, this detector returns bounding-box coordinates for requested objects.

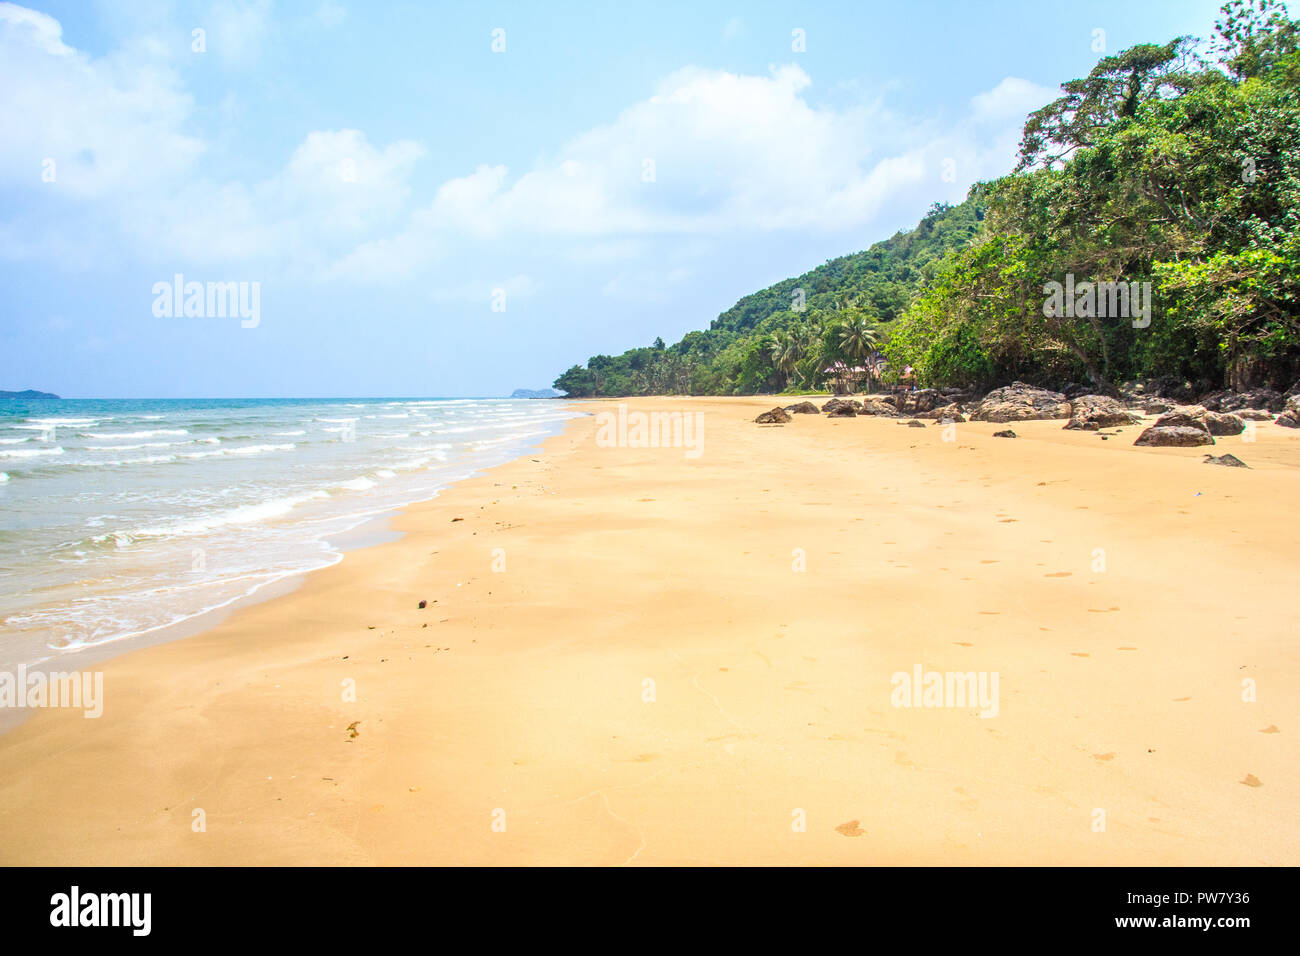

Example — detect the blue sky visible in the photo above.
[0,0,1238,397]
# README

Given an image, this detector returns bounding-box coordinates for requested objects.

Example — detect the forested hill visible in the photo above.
[555,0,1300,399]
[708,199,984,335]
[553,199,985,397]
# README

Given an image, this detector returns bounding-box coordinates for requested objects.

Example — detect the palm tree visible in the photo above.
[769,331,798,389]
[837,317,879,392]
[794,318,827,389]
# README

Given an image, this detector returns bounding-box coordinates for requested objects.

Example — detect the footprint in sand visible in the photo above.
[1240,774,1263,787]
[835,820,866,837]
[1260,725,1280,734]
[1093,752,1116,762]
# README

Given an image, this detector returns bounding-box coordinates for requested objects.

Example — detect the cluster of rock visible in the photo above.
[753,379,1300,445]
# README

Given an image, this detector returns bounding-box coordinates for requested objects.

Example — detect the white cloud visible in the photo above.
[343,60,1041,274]
[204,0,275,68]
[0,4,203,198]
[0,3,70,54]
[0,3,1050,286]
[970,76,1057,122]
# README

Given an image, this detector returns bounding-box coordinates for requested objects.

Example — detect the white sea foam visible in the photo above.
[0,446,64,459]
[86,441,174,451]
[78,453,178,467]
[129,491,330,538]
[93,429,188,439]
[226,443,296,455]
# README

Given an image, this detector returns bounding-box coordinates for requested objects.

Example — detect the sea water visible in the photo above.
[0,397,576,670]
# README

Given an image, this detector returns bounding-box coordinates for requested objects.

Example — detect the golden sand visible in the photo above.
[0,396,1295,864]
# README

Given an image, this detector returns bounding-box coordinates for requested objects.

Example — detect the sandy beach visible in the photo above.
[0,396,1295,866]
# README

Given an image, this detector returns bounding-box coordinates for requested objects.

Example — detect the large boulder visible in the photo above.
[821,398,860,416]
[1134,415,1214,446]
[755,407,792,424]
[859,397,900,417]
[1200,388,1285,413]
[1152,406,1243,436]
[783,401,819,414]
[1203,411,1245,436]
[919,401,966,422]
[1153,410,1210,429]
[1064,395,1142,430]
[1274,409,1300,428]
[971,382,1071,423]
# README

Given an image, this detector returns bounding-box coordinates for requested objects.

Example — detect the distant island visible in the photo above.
[0,389,60,399]
[510,388,563,399]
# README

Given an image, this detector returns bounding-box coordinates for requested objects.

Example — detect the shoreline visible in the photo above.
[0,404,581,681]
[0,396,1295,865]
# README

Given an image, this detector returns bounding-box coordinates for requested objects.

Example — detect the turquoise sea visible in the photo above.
[0,397,576,670]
